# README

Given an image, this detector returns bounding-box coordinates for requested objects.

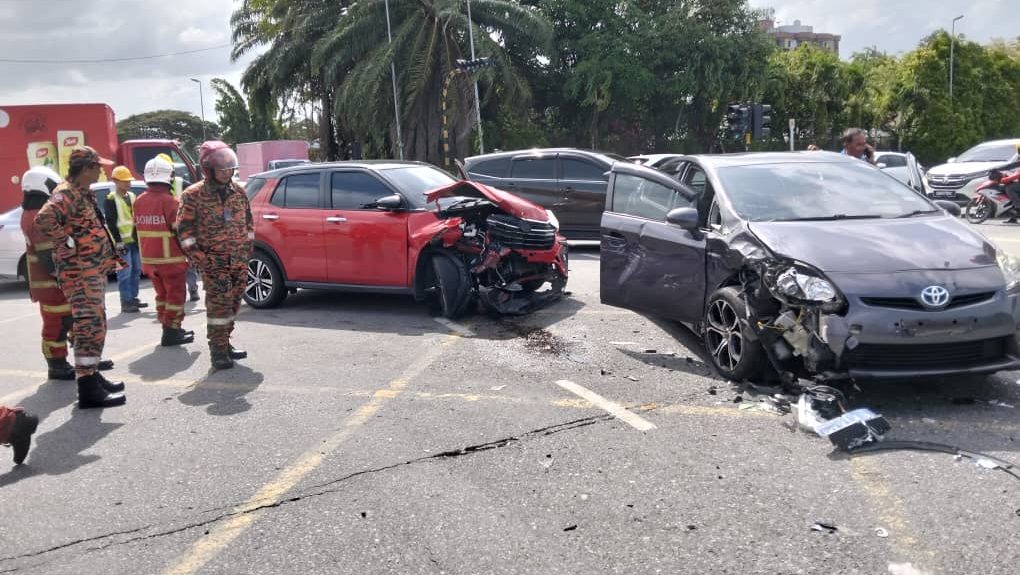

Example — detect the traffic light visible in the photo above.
[725,104,750,140]
[752,103,772,139]
[455,57,494,72]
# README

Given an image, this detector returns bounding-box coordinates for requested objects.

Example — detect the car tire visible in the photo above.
[703,287,764,381]
[17,256,28,291]
[244,251,287,309]
[431,252,472,319]
[964,197,990,224]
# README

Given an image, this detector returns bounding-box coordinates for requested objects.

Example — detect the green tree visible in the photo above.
[762,44,850,150]
[312,0,553,164]
[210,78,283,145]
[116,110,219,157]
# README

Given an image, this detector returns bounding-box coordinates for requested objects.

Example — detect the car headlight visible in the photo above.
[545,209,560,231]
[764,263,845,312]
[996,249,1020,292]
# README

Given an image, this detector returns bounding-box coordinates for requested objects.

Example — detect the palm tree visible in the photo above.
[210,79,283,145]
[230,0,350,160]
[312,0,552,164]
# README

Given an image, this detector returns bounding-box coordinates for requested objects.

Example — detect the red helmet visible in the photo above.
[199,140,238,171]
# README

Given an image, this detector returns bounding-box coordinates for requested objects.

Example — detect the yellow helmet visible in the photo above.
[157,153,174,165]
[111,165,133,181]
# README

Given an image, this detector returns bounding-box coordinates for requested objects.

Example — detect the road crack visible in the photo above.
[0,415,611,568]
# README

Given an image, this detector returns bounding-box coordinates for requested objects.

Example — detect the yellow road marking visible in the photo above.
[160,333,462,575]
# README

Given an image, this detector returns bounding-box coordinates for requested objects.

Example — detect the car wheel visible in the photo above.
[431,252,472,318]
[703,287,764,381]
[964,197,990,224]
[17,256,28,291]
[244,251,287,309]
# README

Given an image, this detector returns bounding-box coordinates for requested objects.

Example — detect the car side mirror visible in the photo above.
[933,200,961,217]
[371,194,404,210]
[876,162,887,169]
[665,207,699,229]
[947,157,957,163]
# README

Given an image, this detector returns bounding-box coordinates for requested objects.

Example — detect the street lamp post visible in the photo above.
[466,0,484,155]
[950,14,964,107]
[384,0,405,160]
[190,78,206,141]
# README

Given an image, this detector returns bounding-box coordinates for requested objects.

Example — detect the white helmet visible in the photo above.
[144,156,174,185]
[21,166,63,196]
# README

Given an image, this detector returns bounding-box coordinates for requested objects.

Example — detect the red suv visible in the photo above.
[242,161,569,317]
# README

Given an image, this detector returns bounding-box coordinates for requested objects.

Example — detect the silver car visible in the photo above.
[0,207,25,281]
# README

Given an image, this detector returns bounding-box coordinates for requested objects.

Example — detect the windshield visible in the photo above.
[379,165,457,209]
[716,161,937,222]
[956,143,1017,163]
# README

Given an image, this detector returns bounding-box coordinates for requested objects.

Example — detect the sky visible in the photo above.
[0,1,1017,123]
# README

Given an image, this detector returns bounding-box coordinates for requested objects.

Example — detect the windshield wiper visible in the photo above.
[894,209,939,218]
[777,214,884,222]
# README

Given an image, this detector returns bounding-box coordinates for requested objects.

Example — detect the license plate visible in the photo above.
[933,191,955,198]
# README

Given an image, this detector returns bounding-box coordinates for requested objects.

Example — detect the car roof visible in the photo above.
[465,148,622,162]
[683,151,860,168]
[252,160,435,178]
[972,138,1020,146]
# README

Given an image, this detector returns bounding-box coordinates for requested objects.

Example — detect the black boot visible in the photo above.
[96,371,125,393]
[228,345,247,360]
[122,301,140,313]
[211,351,235,370]
[98,359,114,371]
[161,326,195,347]
[9,410,39,465]
[132,298,149,309]
[46,358,76,380]
[77,373,126,409]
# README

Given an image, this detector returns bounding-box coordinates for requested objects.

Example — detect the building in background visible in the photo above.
[760,19,841,57]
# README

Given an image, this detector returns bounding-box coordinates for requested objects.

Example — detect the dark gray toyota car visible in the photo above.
[600,151,1020,382]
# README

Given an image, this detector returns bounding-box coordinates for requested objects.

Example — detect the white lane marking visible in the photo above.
[433,317,475,337]
[555,379,656,431]
[0,311,43,325]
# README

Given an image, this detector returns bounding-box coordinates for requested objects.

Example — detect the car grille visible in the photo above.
[843,337,1009,370]
[486,214,556,250]
[860,292,995,311]
[926,174,976,192]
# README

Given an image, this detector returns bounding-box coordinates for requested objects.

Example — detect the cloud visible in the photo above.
[178,26,227,46]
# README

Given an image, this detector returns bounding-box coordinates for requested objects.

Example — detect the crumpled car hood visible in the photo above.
[748,216,998,273]
[425,180,548,221]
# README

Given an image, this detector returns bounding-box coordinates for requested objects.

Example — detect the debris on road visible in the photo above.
[811,522,838,534]
[875,527,889,538]
[817,408,891,451]
[563,524,578,532]
[490,385,507,391]
[847,441,1020,481]
[985,399,1016,409]
[625,375,640,382]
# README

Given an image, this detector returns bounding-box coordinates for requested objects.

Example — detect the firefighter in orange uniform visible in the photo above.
[177,141,253,370]
[19,166,116,380]
[33,146,126,409]
[134,156,195,346]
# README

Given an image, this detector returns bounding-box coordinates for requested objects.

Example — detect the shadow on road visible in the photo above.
[177,364,264,416]
[128,346,201,381]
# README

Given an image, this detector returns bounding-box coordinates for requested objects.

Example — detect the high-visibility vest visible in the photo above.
[112,192,136,244]
[171,177,184,198]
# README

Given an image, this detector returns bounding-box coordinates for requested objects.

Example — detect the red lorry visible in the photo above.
[0,103,199,210]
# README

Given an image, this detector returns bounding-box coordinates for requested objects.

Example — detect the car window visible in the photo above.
[510,158,555,179]
[469,157,511,178]
[611,173,690,220]
[271,173,320,208]
[331,172,394,210]
[956,143,1018,163]
[655,158,685,177]
[561,158,606,181]
[715,161,936,221]
[245,177,267,200]
[876,154,906,168]
[378,166,457,209]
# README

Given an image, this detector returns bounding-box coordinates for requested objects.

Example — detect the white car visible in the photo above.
[925,138,1020,206]
[0,206,26,281]
[874,151,926,186]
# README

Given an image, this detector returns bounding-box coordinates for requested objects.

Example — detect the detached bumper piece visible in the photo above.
[478,283,565,316]
[816,408,891,451]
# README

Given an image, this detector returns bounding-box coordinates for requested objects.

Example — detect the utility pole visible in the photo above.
[950,14,964,108]
[466,0,484,155]
[789,118,796,151]
[385,0,405,159]
[190,78,206,141]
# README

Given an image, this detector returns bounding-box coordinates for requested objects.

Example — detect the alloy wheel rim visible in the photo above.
[246,259,273,302]
[705,299,742,372]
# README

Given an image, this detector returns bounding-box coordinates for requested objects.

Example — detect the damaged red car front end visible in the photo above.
[415,180,569,316]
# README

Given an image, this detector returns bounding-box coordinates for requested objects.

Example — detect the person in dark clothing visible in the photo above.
[992,143,1020,223]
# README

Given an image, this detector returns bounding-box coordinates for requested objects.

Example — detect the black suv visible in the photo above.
[463,148,629,240]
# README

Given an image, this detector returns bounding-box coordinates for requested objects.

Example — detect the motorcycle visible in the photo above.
[964,168,1020,224]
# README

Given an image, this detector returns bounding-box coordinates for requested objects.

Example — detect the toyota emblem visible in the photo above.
[920,286,950,308]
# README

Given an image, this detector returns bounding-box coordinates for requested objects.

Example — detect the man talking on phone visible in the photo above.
[839,128,877,165]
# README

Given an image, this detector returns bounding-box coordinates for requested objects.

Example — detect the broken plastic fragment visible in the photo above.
[811,522,838,534]
[490,385,507,391]
[817,408,891,451]
[875,527,889,538]
[976,458,1001,470]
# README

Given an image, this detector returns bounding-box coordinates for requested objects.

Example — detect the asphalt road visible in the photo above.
[1,222,1018,575]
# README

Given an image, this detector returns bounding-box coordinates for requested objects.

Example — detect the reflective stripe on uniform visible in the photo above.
[137,230,173,238]
[34,241,53,250]
[165,303,184,311]
[141,256,187,265]
[44,340,67,348]
[207,316,234,326]
[27,254,39,263]
[76,356,101,366]
[30,280,58,289]
[181,238,197,248]
[42,303,72,314]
